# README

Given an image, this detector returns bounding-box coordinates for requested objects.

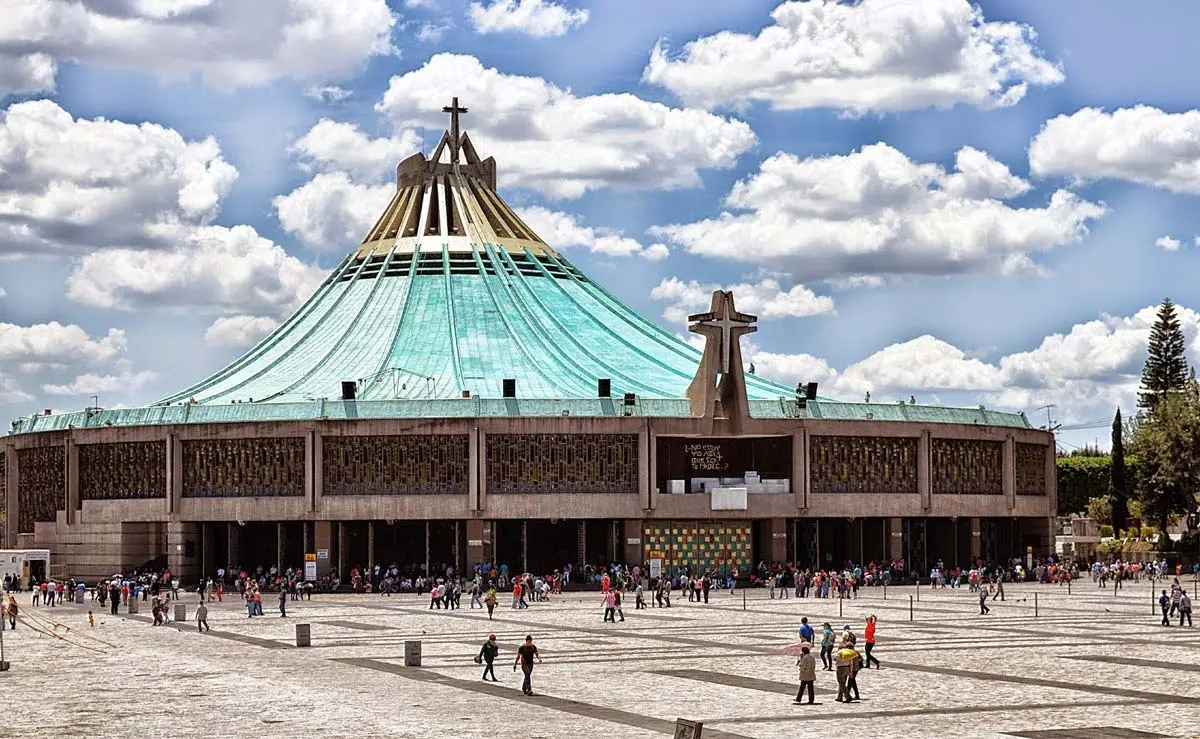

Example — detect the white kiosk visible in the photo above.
[0,549,51,590]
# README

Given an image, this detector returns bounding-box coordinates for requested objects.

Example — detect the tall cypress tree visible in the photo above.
[1109,408,1129,531]
[1139,298,1189,411]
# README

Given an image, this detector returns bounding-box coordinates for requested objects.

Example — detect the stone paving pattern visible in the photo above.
[4,582,1200,739]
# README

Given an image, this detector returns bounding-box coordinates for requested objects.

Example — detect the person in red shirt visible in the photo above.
[864,615,880,669]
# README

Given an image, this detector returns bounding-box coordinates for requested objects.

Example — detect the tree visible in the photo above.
[1110,408,1129,531]
[1131,379,1200,534]
[1138,298,1189,411]
[1085,496,1113,526]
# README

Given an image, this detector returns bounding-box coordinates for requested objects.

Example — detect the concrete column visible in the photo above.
[466,518,485,567]
[168,435,182,517]
[638,427,651,510]
[453,521,461,574]
[1003,434,1016,511]
[167,521,200,586]
[424,521,431,576]
[227,523,240,570]
[306,430,318,514]
[769,518,787,563]
[647,426,658,511]
[277,522,286,571]
[367,520,375,572]
[315,520,333,578]
[1044,442,1058,516]
[611,520,620,563]
[792,430,806,510]
[469,429,481,511]
[521,520,528,573]
[303,521,311,556]
[918,431,931,511]
[888,517,903,561]
[201,522,215,578]
[477,432,488,513]
[3,441,16,548]
[337,521,346,575]
[65,438,78,525]
[623,519,642,565]
[970,517,982,562]
[577,520,586,565]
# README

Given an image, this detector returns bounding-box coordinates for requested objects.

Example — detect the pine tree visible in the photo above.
[1139,298,1189,411]
[1109,408,1129,531]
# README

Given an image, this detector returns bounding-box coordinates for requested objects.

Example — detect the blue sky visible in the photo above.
[3,0,1200,451]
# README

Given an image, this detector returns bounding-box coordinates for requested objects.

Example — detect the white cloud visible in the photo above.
[0,99,238,256]
[751,303,1200,424]
[304,85,352,104]
[42,368,158,397]
[274,172,394,250]
[642,0,1063,115]
[290,120,421,182]
[1157,235,1182,251]
[377,53,756,199]
[651,143,1105,283]
[0,288,6,298]
[1029,106,1200,194]
[0,373,32,404]
[650,277,835,323]
[469,0,589,38]
[66,225,325,317]
[204,315,280,348]
[0,0,396,95]
[0,322,126,366]
[516,206,667,260]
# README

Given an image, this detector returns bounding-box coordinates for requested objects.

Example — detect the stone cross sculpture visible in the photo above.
[686,290,757,428]
[442,97,468,164]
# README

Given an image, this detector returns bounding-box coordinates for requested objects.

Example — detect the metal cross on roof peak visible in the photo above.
[442,97,468,164]
[689,291,757,375]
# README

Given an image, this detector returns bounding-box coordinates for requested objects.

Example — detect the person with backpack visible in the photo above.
[478,634,499,681]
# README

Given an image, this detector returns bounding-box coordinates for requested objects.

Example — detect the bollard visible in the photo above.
[916,581,920,602]
[909,595,913,622]
[174,604,187,623]
[883,583,887,600]
[674,718,703,738]
[1034,592,1038,618]
[1067,579,1071,595]
[295,623,311,648]
[742,589,746,611]
[404,640,422,667]
[127,599,139,615]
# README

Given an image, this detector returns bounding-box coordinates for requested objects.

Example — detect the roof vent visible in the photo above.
[598,378,611,398]
[502,379,516,398]
[341,381,357,401]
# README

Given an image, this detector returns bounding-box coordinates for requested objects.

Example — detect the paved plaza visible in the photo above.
[4,582,1200,738]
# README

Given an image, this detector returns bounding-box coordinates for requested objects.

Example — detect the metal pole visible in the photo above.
[909,595,913,621]
[1034,592,1038,618]
[1067,579,1071,595]
[916,579,920,601]
[883,583,887,600]
[742,588,746,611]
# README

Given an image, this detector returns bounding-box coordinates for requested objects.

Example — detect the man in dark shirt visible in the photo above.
[479,634,499,681]
[513,634,542,695]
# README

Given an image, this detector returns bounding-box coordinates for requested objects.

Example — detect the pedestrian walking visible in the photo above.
[864,615,880,668]
[1180,590,1193,627]
[979,588,990,615]
[794,645,816,705]
[513,635,542,696]
[278,588,287,617]
[1160,590,1172,626]
[485,589,497,620]
[196,602,210,632]
[478,634,499,681]
[820,622,834,670]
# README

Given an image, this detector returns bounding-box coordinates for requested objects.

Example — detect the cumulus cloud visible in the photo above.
[1157,235,1182,251]
[651,143,1105,283]
[291,119,422,182]
[377,53,756,199]
[516,206,666,260]
[0,322,126,366]
[1029,106,1200,194]
[650,277,834,323]
[204,315,280,348]
[642,0,1063,115]
[0,373,32,404]
[66,225,325,317]
[304,85,352,104]
[751,304,1200,424]
[42,368,158,397]
[469,0,589,37]
[0,0,397,95]
[0,100,238,256]
[274,172,394,250]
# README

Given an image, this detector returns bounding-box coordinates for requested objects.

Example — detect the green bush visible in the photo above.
[1056,455,1145,515]
[1141,526,1156,539]
[1100,524,1114,537]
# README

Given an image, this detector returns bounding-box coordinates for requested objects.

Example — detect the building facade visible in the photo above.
[0,102,1056,583]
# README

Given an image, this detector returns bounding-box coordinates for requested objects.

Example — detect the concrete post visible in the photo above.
[469,428,481,512]
[466,518,485,568]
[315,520,333,579]
[1003,434,1016,512]
[792,430,806,510]
[337,521,346,576]
[521,520,528,573]
[623,519,642,565]
[306,430,318,514]
[970,517,982,562]
[638,426,651,510]
[424,520,430,576]
[65,438,78,526]
[227,523,240,571]
[453,521,461,574]
[277,522,286,572]
[367,521,375,573]
[918,431,932,511]
[889,518,903,561]
[577,520,586,565]
[168,435,181,517]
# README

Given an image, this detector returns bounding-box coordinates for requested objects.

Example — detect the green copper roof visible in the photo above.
[11,111,1032,434]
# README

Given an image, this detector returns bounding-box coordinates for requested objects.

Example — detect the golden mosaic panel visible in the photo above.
[18,445,65,533]
[182,438,305,498]
[931,439,1003,495]
[809,435,918,494]
[1015,442,1048,496]
[323,435,468,495]
[642,521,752,573]
[487,434,637,494]
[79,441,167,500]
